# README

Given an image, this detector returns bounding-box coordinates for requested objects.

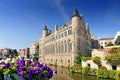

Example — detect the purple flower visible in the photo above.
[4,63,10,68]
[17,69,24,77]
[0,62,5,67]
[23,66,28,71]
[27,60,32,64]
[10,63,15,67]
[34,68,42,74]
[28,73,32,80]
[0,58,55,79]
[40,74,45,78]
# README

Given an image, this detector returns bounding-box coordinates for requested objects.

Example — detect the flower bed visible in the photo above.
[0,58,57,80]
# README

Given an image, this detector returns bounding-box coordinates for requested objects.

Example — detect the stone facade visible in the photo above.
[39,8,92,67]
[91,33,100,49]
[30,42,39,58]
[0,48,17,58]
[18,48,30,58]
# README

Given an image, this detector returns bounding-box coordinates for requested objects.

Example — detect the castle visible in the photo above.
[39,8,92,67]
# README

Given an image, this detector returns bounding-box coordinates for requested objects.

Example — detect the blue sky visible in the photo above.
[0,0,120,49]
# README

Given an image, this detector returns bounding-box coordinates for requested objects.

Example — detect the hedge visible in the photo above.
[97,69,120,80]
[82,67,97,76]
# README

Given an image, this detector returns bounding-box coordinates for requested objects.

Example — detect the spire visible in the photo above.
[72,7,80,17]
[43,25,47,30]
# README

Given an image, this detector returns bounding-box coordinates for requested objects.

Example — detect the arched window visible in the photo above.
[68,43,70,53]
[65,44,67,53]
[70,43,72,52]
[56,46,58,54]
[62,45,64,53]
[68,43,72,53]
[59,45,60,53]
[53,46,55,53]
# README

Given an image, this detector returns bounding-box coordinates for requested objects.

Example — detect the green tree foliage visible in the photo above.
[74,51,89,67]
[13,49,18,56]
[35,44,39,56]
[27,53,30,58]
[105,54,120,66]
[115,36,120,45]
[74,54,82,66]
[33,44,39,61]
[92,57,101,67]
[107,42,114,46]
[106,47,120,66]
[9,49,18,57]
[82,57,91,62]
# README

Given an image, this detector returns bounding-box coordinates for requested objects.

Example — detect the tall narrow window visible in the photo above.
[62,33,63,37]
[68,43,70,53]
[65,44,67,53]
[56,46,58,53]
[64,31,67,36]
[59,46,60,53]
[61,45,63,53]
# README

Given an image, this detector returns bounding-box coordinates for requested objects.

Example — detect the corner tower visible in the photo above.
[43,25,48,38]
[72,7,81,32]
[72,7,86,55]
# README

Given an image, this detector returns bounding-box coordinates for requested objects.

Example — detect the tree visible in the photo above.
[107,42,114,46]
[13,49,18,56]
[27,53,30,58]
[115,36,120,45]
[105,47,120,66]
[105,54,120,66]
[74,51,88,67]
[35,44,39,56]
[33,44,39,61]
[92,57,101,67]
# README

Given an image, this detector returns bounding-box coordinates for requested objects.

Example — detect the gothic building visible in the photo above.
[39,8,91,67]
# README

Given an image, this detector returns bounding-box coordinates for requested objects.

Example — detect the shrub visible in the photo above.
[97,69,120,79]
[92,57,101,67]
[116,71,120,80]
[107,42,114,46]
[82,57,91,62]
[97,69,109,78]
[69,66,82,73]
[105,54,120,66]
[74,67,82,73]
[82,67,90,75]
[99,66,107,70]
[88,69,97,76]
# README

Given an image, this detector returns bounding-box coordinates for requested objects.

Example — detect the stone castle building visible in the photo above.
[39,8,92,67]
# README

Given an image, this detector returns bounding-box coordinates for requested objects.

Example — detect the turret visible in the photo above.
[72,7,81,32]
[54,24,58,32]
[72,7,80,17]
[43,25,48,38]
[85,23,90,34]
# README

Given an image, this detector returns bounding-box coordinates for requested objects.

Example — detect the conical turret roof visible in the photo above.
[43,25,47,30]
[72,7,80,17]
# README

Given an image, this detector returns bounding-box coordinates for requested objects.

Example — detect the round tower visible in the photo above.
[72,7,81,32]
[43,25,48,37]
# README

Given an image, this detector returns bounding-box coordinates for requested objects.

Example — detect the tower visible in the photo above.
[72,7,86,55]
[43,25,48,39]
[72,7,81,32]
